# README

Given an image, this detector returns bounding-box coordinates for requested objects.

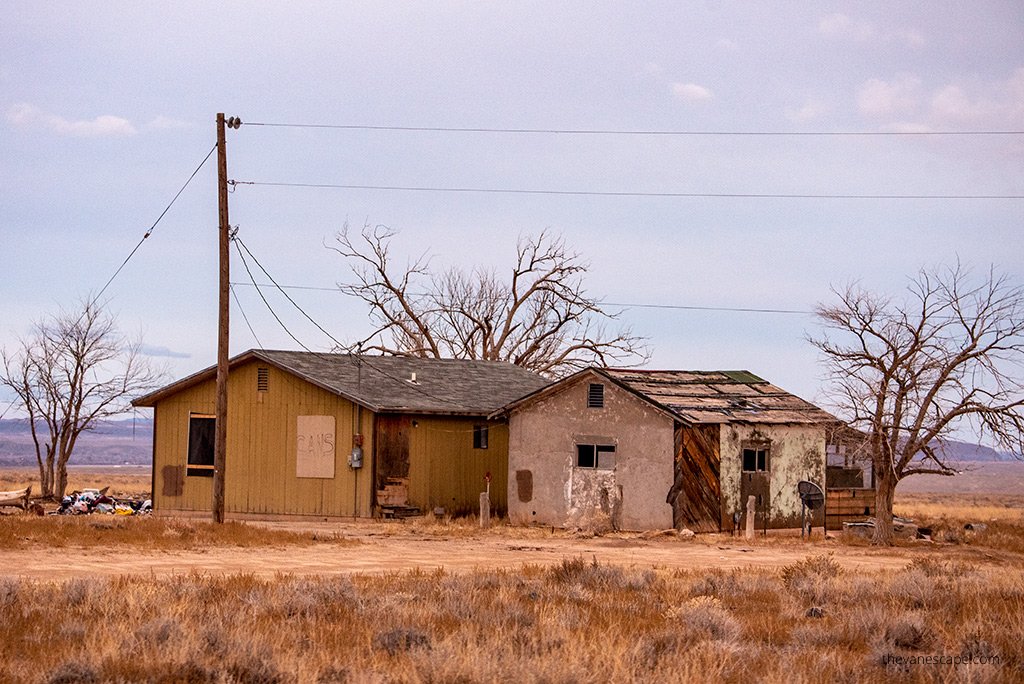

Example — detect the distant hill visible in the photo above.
[0,418,153,466]
[938,439,1017,463]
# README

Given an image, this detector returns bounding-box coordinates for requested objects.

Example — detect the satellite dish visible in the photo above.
[798,480,825,510]
[798,480,825,538]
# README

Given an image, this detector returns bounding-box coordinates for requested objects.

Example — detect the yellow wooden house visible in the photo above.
[132,350,547,519]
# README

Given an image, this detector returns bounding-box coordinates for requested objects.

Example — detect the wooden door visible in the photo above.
[375,414,411,506]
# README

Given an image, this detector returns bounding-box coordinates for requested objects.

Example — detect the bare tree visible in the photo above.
[328,223,649,376]
[1,296,165,499]
[811,264,1024,544]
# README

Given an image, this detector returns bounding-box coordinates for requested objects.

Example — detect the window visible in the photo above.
[742,447,768,472]
[588,383,604,408]
[257,367,269,392]
[576,443,615,469]
[473,424,489,450]
[187,414,215,477]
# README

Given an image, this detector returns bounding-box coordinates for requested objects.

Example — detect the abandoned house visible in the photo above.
[494,367,837,532]
[132,349,547,519]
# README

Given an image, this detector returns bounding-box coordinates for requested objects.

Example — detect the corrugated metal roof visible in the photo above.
[133,349,548,416]
[602,369,836,425]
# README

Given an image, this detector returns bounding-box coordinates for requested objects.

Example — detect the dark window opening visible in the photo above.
[473,424,489,450]
[257,367,269,392]
[588,383,604,408]
[576,443,615,469]
[187,415,215,477]
[742,447,768,472]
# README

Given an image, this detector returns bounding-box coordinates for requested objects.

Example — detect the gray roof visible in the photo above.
[134,349,549,416]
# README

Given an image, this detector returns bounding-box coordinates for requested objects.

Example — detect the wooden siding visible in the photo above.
[826,487,876,530]
[407,416,510,516]
[670,423,721,532]
[152,360,374,517]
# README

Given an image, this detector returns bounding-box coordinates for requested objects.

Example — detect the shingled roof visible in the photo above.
[496,367,836,425]
[133,349,548,415]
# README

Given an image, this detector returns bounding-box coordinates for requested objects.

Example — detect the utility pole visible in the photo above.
[214,113,240,523]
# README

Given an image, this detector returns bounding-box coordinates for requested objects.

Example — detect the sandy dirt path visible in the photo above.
[0,525,950,581]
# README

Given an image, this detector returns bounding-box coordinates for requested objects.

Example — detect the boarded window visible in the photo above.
[186,415,215,477]
[297,415,336,479]
[257,367,269,392]
[162,465,184,496]
[576,443,615,469]
[516,470,533,503]
[742,447,769,472]
[588,383,604,408]
[473,424,489,450]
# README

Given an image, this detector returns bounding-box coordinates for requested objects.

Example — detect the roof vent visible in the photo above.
[408,372,418,384]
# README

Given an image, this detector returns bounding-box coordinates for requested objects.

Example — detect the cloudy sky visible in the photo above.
[2,2,1022,414]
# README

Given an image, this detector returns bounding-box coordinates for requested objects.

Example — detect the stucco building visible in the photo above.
[133,350,546,519]
[494,367,836,532]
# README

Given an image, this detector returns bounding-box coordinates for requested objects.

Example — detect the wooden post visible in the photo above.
[745,494,756,540]
[213,113,230,524]
[479,492,490,528]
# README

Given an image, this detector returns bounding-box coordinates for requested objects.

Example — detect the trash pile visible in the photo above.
[53,488,151,516]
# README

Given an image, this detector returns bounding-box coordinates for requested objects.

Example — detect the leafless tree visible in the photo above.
[1,296,165,498]
[328,223,649,376]
[811,264,1024,544]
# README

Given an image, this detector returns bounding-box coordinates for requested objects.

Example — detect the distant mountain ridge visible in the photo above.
[0,418,153,466]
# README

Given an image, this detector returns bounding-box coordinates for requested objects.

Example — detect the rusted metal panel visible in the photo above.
[668,424,721,532]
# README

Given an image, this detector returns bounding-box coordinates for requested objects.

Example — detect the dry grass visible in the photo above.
[894,493,1024,554]
[0,468,151,499]
[0,515,359,551]
[0,557,1019,683]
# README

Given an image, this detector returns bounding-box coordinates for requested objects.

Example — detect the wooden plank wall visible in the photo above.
[825,487,876,530]
[152,360,374,518]
[407,416,510,516]
[670,423,721,532]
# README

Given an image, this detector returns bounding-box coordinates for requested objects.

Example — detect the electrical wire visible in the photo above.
[229,180,1023,201]
[229,283,264,349]
[228,280,814,316]
[242,121,1024,137]
[97,145,217,299]
[230,237,466,408]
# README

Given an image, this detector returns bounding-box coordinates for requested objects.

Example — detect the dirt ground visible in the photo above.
[3,519,1002,581]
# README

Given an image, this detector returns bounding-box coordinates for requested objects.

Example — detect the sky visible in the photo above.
[2,2,1023,418]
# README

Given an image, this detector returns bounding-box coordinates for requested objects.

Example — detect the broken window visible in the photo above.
[588,383,604,408]
[742,447,768,472]
[473,424,489,450]
[187,414,215,477]
[576,443,615,469]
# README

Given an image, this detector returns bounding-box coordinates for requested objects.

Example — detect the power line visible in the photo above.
[228,281,813,315]
[242,121,1024,137]
[230,180,1023,201]
[97,145,217,299]
[230,239,467,407]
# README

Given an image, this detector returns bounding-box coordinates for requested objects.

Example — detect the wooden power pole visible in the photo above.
[213,113,235,523]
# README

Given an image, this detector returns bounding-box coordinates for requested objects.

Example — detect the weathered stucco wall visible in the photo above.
[719,423,826,528]
[507,372,674,530]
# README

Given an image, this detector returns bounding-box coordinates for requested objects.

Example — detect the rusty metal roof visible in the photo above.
[601,369,836,425]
